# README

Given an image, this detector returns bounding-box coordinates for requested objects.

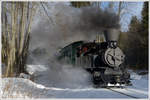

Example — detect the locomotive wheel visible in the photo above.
[92,71,106,86]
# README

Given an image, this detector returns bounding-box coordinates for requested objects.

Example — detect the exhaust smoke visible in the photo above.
[28,3,121,88]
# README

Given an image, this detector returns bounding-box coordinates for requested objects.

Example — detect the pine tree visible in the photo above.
[142,2,148,32]
[126,2,148,69]
[126,16,141,68]
[140,2,148,69]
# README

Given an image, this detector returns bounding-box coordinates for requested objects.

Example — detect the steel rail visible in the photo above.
[107,88,139,99]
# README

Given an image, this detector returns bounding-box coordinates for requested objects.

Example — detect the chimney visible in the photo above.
[104,29,120,42]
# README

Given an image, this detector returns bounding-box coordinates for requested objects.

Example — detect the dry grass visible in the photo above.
[2,80,32,98]
[2,78,49,98]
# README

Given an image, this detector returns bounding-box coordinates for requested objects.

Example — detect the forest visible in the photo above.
[119,2,148,70]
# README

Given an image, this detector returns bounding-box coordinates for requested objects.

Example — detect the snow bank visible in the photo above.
[2,78,47,98]
[2,68,149,98]
[2,76,148,98]
[1,72,148,98]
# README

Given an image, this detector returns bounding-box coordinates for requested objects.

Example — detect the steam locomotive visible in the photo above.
[58,29,131,87]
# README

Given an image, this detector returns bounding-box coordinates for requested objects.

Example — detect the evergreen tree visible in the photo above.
[140,2,148,69]
[142,2,148,32]
[126,16,141,68]
[125,2,148,69]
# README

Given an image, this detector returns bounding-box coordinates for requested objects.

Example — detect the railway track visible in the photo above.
[107,88,140,99]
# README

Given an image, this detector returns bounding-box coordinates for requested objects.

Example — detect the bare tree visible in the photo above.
[2,2,38,77]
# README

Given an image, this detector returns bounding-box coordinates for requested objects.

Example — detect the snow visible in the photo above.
[1,65,149,98]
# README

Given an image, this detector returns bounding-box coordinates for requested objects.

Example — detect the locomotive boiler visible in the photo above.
[58,29,131,87]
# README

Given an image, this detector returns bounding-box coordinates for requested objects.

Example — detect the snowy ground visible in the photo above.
[1,65,149,98]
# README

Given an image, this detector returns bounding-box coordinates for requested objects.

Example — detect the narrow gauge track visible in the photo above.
[107,88,140,99]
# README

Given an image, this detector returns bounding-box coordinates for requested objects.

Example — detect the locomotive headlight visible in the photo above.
[94,71,100,77]
[113,42,117,47]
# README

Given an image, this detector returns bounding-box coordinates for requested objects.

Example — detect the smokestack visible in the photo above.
[104,29,120,42]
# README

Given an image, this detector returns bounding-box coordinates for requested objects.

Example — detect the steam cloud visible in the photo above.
[28,3,120,88]
[30,3,120,53]
[79,7,120,31]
